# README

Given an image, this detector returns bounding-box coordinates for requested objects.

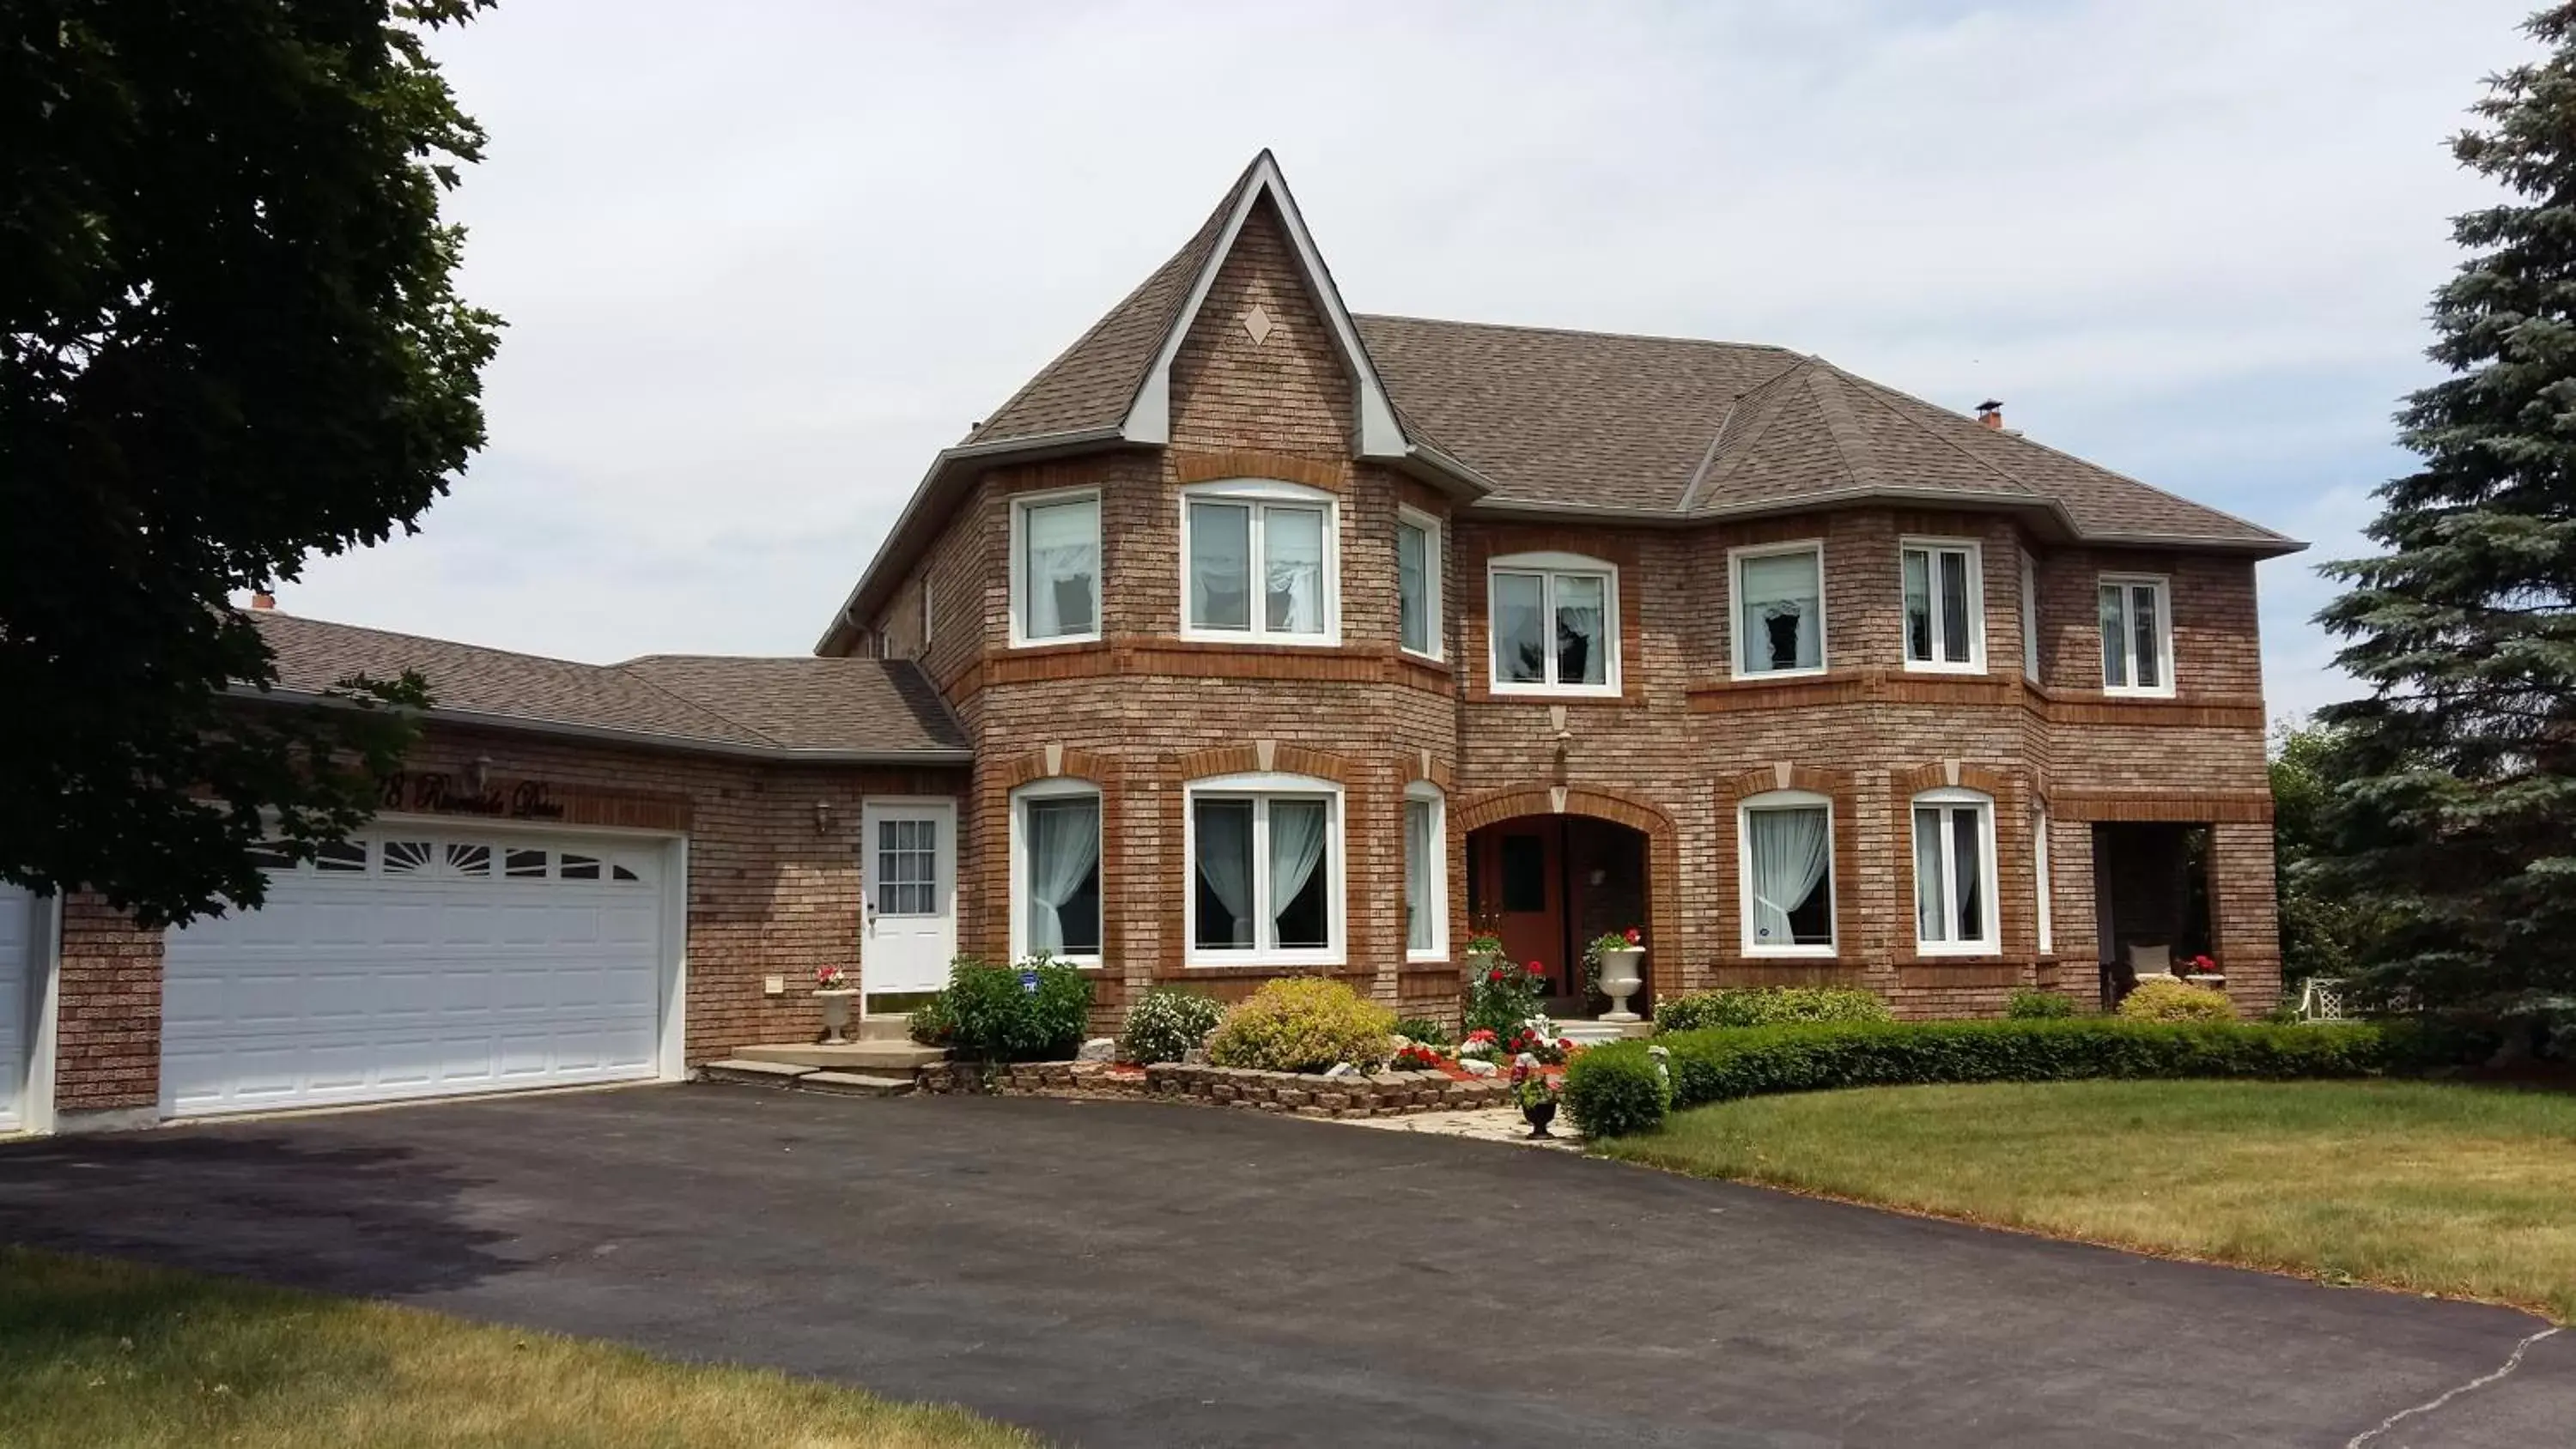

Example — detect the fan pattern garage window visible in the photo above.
[1189,780,1340,964]
[875,818,939,917]
[1911,791,1998,953]
[251,835,648,883]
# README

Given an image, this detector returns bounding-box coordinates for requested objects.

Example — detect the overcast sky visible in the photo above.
[272,0,2539,722]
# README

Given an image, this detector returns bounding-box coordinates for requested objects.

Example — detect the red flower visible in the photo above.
[1526,961,1546,976]
[1487,965,1507,982]
[1624,927,1642,945]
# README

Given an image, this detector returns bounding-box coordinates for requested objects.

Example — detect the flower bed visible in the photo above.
[914,1058,1521,1115]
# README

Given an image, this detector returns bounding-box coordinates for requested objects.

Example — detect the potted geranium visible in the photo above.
[1585,925,1647,1023]
[812,963,860,1045]
[1511,1054,1559,1137]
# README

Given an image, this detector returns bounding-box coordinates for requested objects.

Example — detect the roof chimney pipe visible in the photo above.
[250,591,276,610]
[1975,399,2005,431]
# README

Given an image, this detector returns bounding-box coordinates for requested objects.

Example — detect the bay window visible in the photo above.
[1912,788,1999,954]
[1404,784,1445,959]
[1182,481,1337,642]
[1010,780,1102,963]
[1489,552,1618,695]
[1730,543,1826,677]
[1397,508,1441,658]
[1739,791,1834,954]
[1188,774,1342,965]
[1011,491,1101,645]
[1901,539,1984,671]
[2099,574,2173,695]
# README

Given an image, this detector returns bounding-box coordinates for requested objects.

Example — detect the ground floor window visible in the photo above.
[1405,785,1445,959]
[1912,788,1998,953]
[1188,774,1342,966]
[1012,781,1101,962]
[1740,790,1833,952]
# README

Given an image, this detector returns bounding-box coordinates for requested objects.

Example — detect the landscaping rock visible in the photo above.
[1078,1037,1117,1062]
[1461,1058,1498,1076]
[1324,1062,1357,1078]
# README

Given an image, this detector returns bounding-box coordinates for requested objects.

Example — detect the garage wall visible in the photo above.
[49,720,965,1124]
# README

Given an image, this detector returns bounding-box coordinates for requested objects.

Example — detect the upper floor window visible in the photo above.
[1489,552,1618,696]
[1901,538,1984,672]
[1011,490,1100,646]
[1396,508,1442,659]
[2020,552,2042,681]
[1404,783,1446,960]
[1187,773,1342,967]
[1010,779,1102,965]
[1730,542,1826,678]
[1182,481,1337,643]
[1911,787,1998,955]
[2098,574,2173,696]
[1740,789,1835,955]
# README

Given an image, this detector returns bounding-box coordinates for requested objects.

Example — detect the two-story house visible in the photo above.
[5,154,2295,1134]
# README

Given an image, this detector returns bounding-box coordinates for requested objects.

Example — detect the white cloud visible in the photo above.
[276,0,2535,711]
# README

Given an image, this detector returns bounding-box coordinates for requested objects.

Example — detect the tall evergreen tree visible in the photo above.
[2314,3,2576,1010]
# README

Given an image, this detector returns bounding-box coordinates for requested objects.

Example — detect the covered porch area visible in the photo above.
[1465,810,1655,1024]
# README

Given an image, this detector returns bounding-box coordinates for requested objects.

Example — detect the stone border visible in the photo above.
[915,1060,1517,1117]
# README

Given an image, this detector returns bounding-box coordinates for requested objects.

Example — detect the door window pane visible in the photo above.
[1188,500,1251,630]
[1263,506,1327,634]
[1397,522,1431,655]
[875,818,938,917]
[1493,573,1547,683]
[1500,834,1547,912]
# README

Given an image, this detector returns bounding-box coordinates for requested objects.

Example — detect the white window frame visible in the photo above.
[2033,809,2055,955]
[1007,777,1103,969]
[1737,788,1837,957]
[1911,787,2001,955]
[1727,540,1829,681]
[1006,487,1103,648]
[1178,479,1341,646]
[2099,573,2176,698]
[1403,782,1447,962]
[920,573,935,652]
[1486,550,1620,698]
[1899,537,1986,674]
[1183,772,1345,967]
[1395,506,1443,661]
[2019,551,2041,682]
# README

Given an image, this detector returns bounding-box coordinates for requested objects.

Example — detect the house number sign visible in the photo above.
[381,771,568,821]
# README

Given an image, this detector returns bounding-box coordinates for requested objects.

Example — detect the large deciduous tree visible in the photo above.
[2314,3,2576,1012]
[1,1,499,925]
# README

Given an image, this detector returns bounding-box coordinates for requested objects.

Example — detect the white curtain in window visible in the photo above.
[1195,802,1255,946]
[2099,585,2128,686]
[1747,807,1829,945]
[1554,573,1607,685]
[1741,552,1821,670]
[1939,552,1972,663]
[1494,573,1547,682]
[1952,809,1984,941]
[1025,797,1099,955]
[1189,501,1251,629]
[1903,550,1934,661]
[1405,798,1436,951]
[1913,806,1946,941]
[1267,798,1327,940]
[1264,507,1326,634]
[1024,500,1097,638]
[2129,585,2161,689]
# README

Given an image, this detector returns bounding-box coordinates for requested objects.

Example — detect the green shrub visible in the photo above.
[1206,977,1396,1074]
[1463,958,1549,1039]
[2118,978,2236,1022]
[1655,986,1893,1033]
[1118,987,1227,1064]
[2007,989,2076,1020]
[908,955,1093,1061]
[1562,1041,1673,1138]
[1392,1016,1452,1047]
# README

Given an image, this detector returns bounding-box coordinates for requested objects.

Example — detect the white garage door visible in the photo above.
[0,885,33,1132]
[162,827,671,1119]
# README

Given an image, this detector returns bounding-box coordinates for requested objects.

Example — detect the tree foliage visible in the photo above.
[1,1,499,925]
[2313,4,2576,1009]
[2269,720,2389,984]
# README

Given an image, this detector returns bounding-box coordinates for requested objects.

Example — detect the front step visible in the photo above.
[735,1041,949,1073]
[1558,1019,1649,1046]
[700,1058,817,1088]
[801,1070,914,1098]
[855,1013,914,1042]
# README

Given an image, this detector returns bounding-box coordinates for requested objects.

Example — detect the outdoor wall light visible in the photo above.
[813,800,834,836]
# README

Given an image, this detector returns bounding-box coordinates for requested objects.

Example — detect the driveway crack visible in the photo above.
[2345,1325,2562,1448]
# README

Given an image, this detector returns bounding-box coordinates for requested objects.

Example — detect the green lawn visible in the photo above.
[1600,1078,2576,1321]
[0,1247,1037,1449]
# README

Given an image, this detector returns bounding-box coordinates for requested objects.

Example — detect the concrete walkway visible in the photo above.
[1,1085,2566,1447]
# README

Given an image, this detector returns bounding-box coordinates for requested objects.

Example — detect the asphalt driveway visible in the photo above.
[1,1086,2566,1447]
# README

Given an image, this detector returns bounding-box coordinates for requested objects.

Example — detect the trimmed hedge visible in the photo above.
[1654,986,1893,1033]
[2118,978,2236,1022]
[1562,1017,2402,1138]
[2006,989,2076,1020]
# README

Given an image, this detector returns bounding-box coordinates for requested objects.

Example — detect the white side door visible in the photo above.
[0,886,33,1131]
[860,799,956,996]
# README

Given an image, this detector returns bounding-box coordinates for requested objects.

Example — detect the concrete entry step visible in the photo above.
[855,1013,914,1042]
[801,1070,914,1097]
[700,1059,818,1087]
[734,1041,949,1073]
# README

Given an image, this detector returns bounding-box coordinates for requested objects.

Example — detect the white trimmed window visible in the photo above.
[1911,788,2000,954]
[1009,779,1102,966]
[1396,508,1442,659]
[1010,490,1101,646]
[1730,542,1826,677]
[1739,790,1835,955]
[1404,783,1446,960]
[920,575,935,652]
[2033,809,2055,955]
[2099,574,2173,696]
[1488,552,1618,696]
[1186,773,1343,966]
[1901,538,1984,672]
[2020,552,2042,682]
[1182,480,1338,643]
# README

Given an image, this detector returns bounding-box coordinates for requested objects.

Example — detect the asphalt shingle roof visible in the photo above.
[249,612,967,758]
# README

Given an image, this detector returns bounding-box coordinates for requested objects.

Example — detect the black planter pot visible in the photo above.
[1522,1099,1558,1138]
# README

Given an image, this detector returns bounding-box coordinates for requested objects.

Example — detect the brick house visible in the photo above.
[0,153,2295,1133]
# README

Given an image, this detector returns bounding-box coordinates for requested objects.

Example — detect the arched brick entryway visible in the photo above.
[1454,785,1682,1009]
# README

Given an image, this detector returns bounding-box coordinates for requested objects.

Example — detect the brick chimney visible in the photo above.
[250,591,276,610]
[1976,399,2005,431]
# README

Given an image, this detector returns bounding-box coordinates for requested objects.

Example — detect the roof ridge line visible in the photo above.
[1685,358,1814,507]
[1802,363,1875,490]
[1355,312,1800,354]
[1675,396,1741,513]
[1821,362,2030,494]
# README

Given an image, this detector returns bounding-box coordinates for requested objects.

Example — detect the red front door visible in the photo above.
[1476,821,1568,993]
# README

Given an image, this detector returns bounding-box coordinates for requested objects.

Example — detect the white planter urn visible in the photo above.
[814,988,860,1046]
[1595,947,1646,1022]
